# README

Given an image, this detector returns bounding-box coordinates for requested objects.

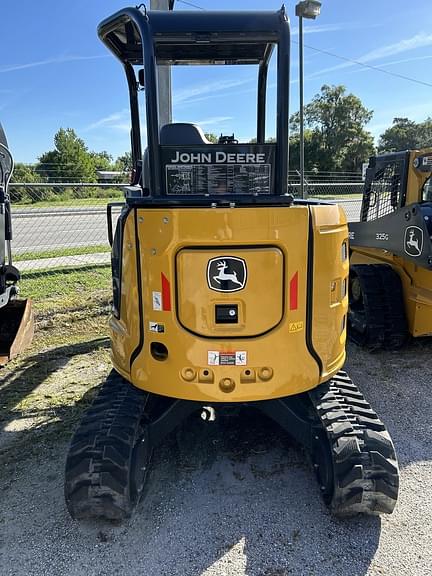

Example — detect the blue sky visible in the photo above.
[1,0,432,163]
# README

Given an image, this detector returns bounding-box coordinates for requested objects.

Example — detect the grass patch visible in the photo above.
[15,244,110,262]
[14,196,124,209]
[309,193,363,200]
[20,265,112,314]
[0,266,114,472]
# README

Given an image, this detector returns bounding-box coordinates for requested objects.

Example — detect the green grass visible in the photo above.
[15,244,110,262]
[20,265,112,314]
[310,193,363,200]
[14,196,124,209]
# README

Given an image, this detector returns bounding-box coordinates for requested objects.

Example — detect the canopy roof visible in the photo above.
[98,9,285,65]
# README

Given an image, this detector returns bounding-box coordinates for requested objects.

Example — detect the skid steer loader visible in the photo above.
[349,149,432,349]
[0,123,33,366]
[64,6,399,521]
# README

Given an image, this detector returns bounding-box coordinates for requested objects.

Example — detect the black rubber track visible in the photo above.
[309,371,399,516]
[64,370,151,521]
[348,264,408,350]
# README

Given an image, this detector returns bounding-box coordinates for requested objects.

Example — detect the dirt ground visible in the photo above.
[0,304,431,576]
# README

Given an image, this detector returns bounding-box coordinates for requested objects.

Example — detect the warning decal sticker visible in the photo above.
[149,322,165,333]
[208,351,247,366]
[152,291,162,311]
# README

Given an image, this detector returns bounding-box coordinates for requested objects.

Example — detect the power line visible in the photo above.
[175,0,432,89]
[177,0,205,9]
[292,39,432,89]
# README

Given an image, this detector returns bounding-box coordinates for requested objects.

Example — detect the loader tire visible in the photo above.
[64,370,151,521]
[309,371,399,516]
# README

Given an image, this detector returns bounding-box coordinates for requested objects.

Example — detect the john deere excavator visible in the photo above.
[349,149,432,349]
[0,123,33,365]
[64,6,399,521]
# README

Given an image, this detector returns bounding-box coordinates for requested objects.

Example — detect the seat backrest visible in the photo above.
[141,123,212,190]
[160,123,212,145]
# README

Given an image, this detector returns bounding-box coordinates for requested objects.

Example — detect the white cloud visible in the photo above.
[85,109,131,132]
[308,31,432,78]
[192,116,233,127]
[378,54,432,68]
[175,78,251,106]
[0,54,108,73]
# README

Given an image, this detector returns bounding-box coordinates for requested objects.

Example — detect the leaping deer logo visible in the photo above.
[207,256,247,292]
[213,261,243,286]
[407,230,420,254]
[404,226,423,257]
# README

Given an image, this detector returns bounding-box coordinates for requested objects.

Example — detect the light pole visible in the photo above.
[151,0,175,128]
[295,0,321,199]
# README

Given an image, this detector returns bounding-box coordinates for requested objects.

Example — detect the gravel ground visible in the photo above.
[0,340,431,576]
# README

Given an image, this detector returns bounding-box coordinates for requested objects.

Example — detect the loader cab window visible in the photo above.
[422,176,432,202]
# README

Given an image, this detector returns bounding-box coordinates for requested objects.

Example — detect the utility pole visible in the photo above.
[295,1,321,199]
[150,0,174,128]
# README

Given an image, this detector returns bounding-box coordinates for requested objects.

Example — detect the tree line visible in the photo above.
[12,84,432,187]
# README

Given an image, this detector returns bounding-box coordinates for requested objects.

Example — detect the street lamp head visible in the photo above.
[295,0,321,19]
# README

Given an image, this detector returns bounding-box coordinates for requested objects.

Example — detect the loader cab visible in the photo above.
[98,7,291,204]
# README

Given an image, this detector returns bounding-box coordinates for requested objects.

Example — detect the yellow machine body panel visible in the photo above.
[177,247,284,337]
[110,204,348,402]
[350,148,432,338]
[350,248,432,337]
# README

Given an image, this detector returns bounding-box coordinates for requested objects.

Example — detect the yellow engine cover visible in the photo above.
[176,247,284,337]
[110,204,348,402]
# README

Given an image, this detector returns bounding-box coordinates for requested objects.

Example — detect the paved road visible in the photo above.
[11,200,361,255]
[18,252,110,271]
[12,207,121,253]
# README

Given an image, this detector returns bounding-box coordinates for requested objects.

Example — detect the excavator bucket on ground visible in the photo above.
[0,123,33,366]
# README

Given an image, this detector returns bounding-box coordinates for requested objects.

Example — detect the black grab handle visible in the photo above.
[107,202,125,247]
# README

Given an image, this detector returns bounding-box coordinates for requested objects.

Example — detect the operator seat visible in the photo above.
[159,122,212,145]
[142,123,212,188]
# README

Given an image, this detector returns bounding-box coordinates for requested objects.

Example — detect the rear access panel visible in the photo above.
[176,247,284,337]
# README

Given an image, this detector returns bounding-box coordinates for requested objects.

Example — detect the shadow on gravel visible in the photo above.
[0,338,109,466]
[0,337,109,415]
[126,408,382,576]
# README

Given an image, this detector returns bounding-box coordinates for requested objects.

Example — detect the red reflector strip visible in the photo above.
[289,271,298,310]
[161,273,171,311]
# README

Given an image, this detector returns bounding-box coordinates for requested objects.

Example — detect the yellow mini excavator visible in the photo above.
[349,149,432,349]
[0,123,33,366]
[64,6,399,521]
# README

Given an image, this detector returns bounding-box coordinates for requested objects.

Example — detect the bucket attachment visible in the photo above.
[0,298,34,366]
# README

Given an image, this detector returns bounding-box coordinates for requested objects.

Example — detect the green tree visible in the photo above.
[114,151,133,172]
[204,132,218,143]
[11,162,40,183]
[37,128,96,182]
[288,130,322,173]
[10,162,41,202]
[290,84,375,171]
[378,117,432,152]
[90,150,113,171]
